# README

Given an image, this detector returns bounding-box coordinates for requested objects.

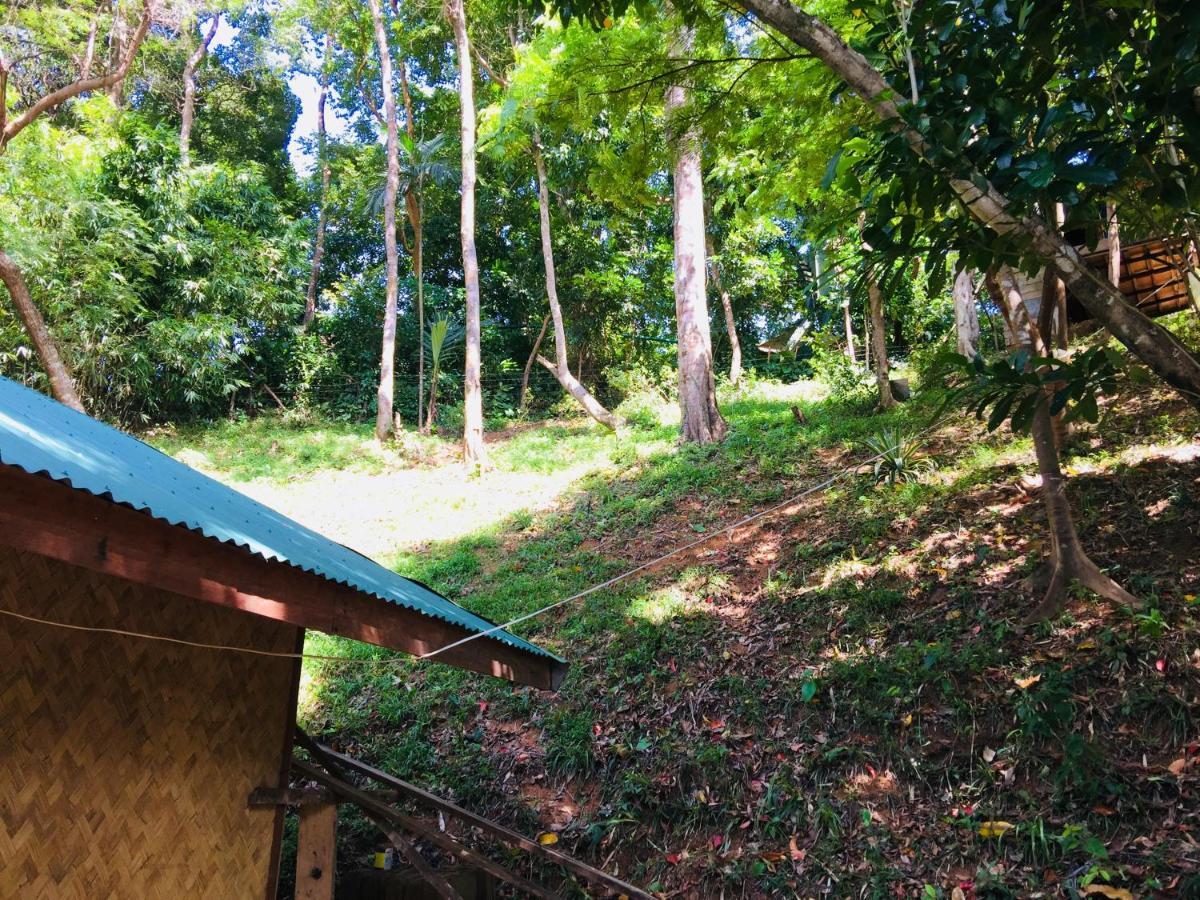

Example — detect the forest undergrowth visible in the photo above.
[159,377,1200,899]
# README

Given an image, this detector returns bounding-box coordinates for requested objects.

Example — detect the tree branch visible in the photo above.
[1,0,155,150]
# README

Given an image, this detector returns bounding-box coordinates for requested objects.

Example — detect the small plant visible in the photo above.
[859,427,936,485]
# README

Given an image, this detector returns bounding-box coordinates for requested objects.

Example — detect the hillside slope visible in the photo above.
[161,381,1200,898]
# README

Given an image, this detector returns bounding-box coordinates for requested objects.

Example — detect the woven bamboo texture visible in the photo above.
[0,544,299,899]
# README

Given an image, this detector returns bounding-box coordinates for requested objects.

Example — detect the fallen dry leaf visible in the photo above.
[1168,757,1189,775]
[1079,885,1133,900]
[1014,674,1041,690]
[537,832,559,846]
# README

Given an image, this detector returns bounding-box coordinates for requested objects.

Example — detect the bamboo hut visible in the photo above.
[0,376,564,899]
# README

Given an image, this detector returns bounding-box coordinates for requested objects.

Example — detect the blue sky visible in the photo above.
[210,18,352,176]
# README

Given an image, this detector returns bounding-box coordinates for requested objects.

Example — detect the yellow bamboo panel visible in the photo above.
[0,544,299,899]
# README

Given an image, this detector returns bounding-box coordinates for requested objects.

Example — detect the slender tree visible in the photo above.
[866,274,894,408]
[302,33,333,328]
[180,11,221,166]
[519,314,550,412]
[398,61,426,432]
[703,198,742,386]
[445,0,487,464]
[990,276,1137,619]
[366,0,401,441]
[952,268,980,359]
[532,136,621,429]
[665,25,726,444]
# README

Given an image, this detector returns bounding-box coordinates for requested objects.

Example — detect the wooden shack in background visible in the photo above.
[0,376,564,899]
[1008,236,1196,326]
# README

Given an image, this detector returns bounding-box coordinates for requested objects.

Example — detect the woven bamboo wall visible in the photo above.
[0,543,300,899]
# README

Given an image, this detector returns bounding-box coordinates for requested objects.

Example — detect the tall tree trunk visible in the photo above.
[665,26,726,444]
[107,1,127,105]
[367,0,400,442]
[1106,203,1121,288]
[0,250,84,411]
[989,266,1136,618]
[953,267,980,358]
[531,137,620,429]
[704,225,742,385]
[445,0,487,465]
[842,298,856,361]
[867,275,894,408]
[79,19,98,79]
[398,61,427,433]
[519,314,550,412]
[732,0,1200,409]
[179,11,220,166]
[302,33,332,328]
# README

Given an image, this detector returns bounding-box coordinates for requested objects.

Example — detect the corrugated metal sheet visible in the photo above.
[0,376,560,662]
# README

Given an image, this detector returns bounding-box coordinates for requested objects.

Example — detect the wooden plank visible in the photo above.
[292,759,563,900]
[266,626,307,900]
[298,732,653,900]
[295,803,338,900]
[296,739,462,900]
[0,465,565,690]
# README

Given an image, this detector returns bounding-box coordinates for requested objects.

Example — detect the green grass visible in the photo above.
[147,415,402,481]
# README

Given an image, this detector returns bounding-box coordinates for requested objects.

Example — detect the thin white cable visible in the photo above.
[1,419,944,666]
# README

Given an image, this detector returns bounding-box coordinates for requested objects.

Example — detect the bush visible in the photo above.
[808,333,874,405]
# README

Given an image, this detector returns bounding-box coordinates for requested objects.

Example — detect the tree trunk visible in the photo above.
[367,0,400,442]
[989,265,1137,619]
[1024,399,1138,620]
[842,298,856,361]
[1106,203,1121,288]
[733,0,1200,409]
[867,275,894,408]
[532,137,620,429]
[665,26,726,445]
[0,250,84,411]
[519,314,550,412]
[398,61,427,433]
[446,0,487,465]
[953,267,980,359]
[302,33,332,328]
[180,12,220,166]
[704,226,742,386]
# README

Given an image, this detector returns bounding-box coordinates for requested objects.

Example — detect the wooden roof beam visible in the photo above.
[0,465,565,690]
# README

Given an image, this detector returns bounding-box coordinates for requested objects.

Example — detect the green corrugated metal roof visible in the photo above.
[0,376,560,664]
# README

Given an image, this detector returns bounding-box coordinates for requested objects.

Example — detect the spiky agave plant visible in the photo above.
[860,427,936,486]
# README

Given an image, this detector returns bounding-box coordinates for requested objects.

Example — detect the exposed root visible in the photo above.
[1023,547,1142,623]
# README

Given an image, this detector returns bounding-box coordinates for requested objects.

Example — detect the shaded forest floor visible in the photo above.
[156,378,1200,898]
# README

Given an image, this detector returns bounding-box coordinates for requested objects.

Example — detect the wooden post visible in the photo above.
[295,803,338,900]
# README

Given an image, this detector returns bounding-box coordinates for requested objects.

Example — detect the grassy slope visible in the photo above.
[155,380,1200,899]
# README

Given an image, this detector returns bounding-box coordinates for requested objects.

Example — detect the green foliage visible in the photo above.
[807,332,872,404]
[952,346,1125,435]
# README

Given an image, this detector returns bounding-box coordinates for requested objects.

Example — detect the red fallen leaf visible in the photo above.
[1156,658,1166,672]
[593,724,602,736]
[740,820,752,829]
[478,701,488,713]
[665,853,682,865]
[710,834,723,848]
[668,658,678,673]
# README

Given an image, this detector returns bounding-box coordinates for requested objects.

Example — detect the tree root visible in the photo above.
[1022,548,1141,623]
